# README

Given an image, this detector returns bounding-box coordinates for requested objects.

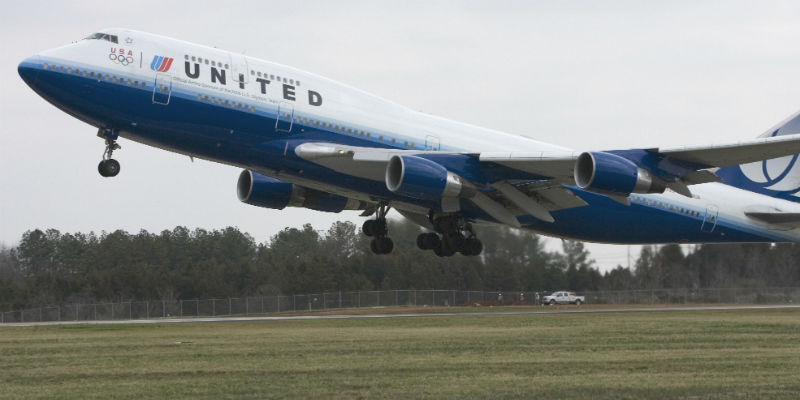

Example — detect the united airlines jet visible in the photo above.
[17,29,800,256]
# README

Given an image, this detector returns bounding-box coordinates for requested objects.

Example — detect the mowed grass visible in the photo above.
[2,309,800,399]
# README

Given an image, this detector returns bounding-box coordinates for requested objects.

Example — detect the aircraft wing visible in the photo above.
[657,134,800,168]
[295,134,800,226]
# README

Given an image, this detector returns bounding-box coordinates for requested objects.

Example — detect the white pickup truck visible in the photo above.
[542,291,585,305]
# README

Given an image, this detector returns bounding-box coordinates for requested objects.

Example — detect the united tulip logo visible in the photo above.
[150,55,173,72]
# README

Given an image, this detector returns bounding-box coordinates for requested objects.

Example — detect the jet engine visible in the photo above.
[385,155,475,200]
[574,152,665,196]
[237,170,364,213]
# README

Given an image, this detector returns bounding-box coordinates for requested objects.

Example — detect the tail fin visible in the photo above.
[716,110,800,202]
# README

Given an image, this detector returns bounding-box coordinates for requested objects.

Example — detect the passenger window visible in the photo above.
[192,56,196,62]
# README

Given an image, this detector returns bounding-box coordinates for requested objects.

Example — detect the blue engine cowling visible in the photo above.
[237,170,362,213]
[574,152,665,195]
[385,155,473,200]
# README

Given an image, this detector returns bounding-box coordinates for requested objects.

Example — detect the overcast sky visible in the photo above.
[3,1,800,270]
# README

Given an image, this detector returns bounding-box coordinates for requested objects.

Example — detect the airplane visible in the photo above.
[17,28,800,257]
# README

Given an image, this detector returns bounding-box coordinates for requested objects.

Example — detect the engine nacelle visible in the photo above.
[237,170,364,213]
[385,155,474,200]
[574,152,665,196]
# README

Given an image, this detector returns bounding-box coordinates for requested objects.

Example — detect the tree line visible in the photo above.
[1,218,798,309]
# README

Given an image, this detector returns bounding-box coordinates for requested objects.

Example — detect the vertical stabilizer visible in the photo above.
[716,110,800,202]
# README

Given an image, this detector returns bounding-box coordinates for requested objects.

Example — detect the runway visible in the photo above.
[3,304,800,327]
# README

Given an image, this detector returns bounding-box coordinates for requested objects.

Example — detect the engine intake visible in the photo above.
[385,155,475,200]
[574,152,665,196]
[237,170,364,213]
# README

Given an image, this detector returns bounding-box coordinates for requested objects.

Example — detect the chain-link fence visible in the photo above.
[2,287,799,323]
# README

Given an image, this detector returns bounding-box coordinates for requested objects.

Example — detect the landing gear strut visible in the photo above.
[97,129,121,178]
[417,215,483,257]
[363,203,393,254]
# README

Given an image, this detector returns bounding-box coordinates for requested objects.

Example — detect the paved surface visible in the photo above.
[3,304,800,327]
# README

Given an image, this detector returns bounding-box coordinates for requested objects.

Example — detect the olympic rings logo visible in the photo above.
[108,53,134,66]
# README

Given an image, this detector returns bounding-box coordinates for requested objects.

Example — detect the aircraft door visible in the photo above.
[425,135,441,151]
[152,73,172,105]
[275,101,294,133]
[701,204,719,233]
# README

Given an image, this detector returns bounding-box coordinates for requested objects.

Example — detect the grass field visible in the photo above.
[2,308,800,399]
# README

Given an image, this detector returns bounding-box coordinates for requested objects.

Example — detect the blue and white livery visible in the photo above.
[17,29,800,256]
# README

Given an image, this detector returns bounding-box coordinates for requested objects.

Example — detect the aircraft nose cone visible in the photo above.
[18,56,41,88]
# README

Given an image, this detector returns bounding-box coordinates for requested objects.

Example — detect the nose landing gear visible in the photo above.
[97,129,121,178]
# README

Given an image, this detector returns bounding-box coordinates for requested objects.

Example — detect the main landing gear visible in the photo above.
[97,129,121,178]
[417,215,483,257]
[363,204,393,254]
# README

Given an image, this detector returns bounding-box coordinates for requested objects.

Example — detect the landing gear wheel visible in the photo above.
[461,237,483,256]
[98,159,120,177]
[98,132,122,178]
[371,236,393,254]
[365,203,393,255]
[362,219,377,237]
[416,232,440,250]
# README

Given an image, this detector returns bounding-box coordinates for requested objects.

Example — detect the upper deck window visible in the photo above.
[84,32,118,44]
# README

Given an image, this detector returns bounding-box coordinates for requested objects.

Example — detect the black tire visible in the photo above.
[98,159,120,177]
[362,220,377,237]
[98,161,109,177]
[575,299,582,306]
[461,237,483,256]
[549,299,556,305]
[416,234,426,249]
[378,236,393,254]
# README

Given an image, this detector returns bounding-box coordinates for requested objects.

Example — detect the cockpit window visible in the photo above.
[84,32,118,44]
